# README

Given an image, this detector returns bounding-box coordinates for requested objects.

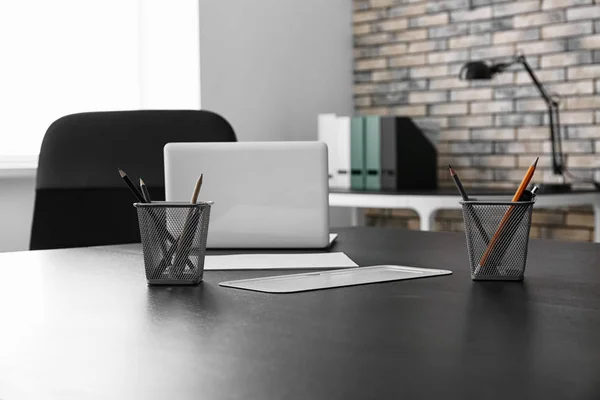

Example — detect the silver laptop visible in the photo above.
[164,142,330,248]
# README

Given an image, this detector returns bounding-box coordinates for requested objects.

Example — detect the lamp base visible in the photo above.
[532,182,572,194]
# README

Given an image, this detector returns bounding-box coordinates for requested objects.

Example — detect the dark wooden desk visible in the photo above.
[1,228,599,399]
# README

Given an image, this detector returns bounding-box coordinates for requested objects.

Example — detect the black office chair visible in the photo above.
[30,110,236,250]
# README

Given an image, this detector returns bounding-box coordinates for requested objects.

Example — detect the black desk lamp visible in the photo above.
[459,54,571,193]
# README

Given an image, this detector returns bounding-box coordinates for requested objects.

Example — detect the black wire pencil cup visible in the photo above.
[119,170,210,285]
[461,198,534,281]
[450,163,538,281]
[135,200,212,285]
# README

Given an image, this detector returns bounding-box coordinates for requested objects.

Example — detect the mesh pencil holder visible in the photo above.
[134,201,212,285]
[460,200,535,281]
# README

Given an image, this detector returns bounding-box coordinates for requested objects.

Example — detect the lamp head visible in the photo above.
[459,60,514,80]
[459,61,494,80]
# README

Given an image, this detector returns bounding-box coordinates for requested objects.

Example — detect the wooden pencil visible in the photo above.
[451,165,491,245]
[509,157,539,203]
[449,165,469,201]
[118,169,144,203]
[171,174,204,276]
[190,174,203,203]
[479,157,538,267]
[139,178,152,203]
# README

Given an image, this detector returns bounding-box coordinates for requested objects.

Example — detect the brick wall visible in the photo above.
[353,0,600,242]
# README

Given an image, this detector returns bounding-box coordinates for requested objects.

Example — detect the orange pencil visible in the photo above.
[479,157,538,267]
[509,157,539,203]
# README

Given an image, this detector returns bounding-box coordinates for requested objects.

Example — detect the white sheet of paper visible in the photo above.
[204,252,356,270]
[220,265,453,293]
[329,233,338,244]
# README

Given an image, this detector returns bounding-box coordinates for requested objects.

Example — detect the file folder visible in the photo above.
[350,116,365,190]
[380,117,397,191]
[364,116,381,191]
[336,116,351,189]
[380,117,437,190]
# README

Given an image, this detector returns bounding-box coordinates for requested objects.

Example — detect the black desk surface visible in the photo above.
[1,228,599,399]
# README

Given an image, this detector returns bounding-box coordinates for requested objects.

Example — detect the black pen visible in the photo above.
[521,186,538,201]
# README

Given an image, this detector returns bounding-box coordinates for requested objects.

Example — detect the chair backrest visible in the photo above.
[30,110,236,250]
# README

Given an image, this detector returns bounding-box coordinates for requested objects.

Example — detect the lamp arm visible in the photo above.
[515,56,553,106]
[514,55,565,176]
[547,100,564,175]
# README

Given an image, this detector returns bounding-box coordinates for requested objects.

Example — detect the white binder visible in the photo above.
[317,113,338,187]
[336,116,351,189]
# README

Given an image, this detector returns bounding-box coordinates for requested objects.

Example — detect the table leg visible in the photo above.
[350,207,365,226]
[417,208,436,231]
[594,204,600,243]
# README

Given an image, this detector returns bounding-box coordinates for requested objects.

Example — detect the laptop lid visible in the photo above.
[164,142,329,248]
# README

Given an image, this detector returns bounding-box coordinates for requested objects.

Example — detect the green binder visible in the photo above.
[350,116,365,190]
[364,116,381,191]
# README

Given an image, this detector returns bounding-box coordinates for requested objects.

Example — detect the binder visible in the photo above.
[318,114,338,187]
[379,117,437,191]
[380,117,397,191]
[336,116,351,189]
[350,116,365,190]
[364,116,381,191]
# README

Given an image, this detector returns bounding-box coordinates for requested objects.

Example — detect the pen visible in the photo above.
[521,185,538,201]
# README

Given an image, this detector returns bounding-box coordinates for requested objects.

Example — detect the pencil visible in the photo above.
[479,157,538,267]
[510,157,539,202]
[121,170,192,277]
[118,169,144,203]
[139,178,152,203]
[449,165,469,201]
[483,186,539,270]
[171,175,204,276]
[189,174,203,203]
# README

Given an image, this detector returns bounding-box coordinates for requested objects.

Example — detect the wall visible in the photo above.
[138,0,201,109]
[199,0,354,142]
[199,0,355,226]
[353,0,600,241]
[0,177,35,252]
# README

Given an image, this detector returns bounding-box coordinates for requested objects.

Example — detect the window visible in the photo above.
[0,0,199,158]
